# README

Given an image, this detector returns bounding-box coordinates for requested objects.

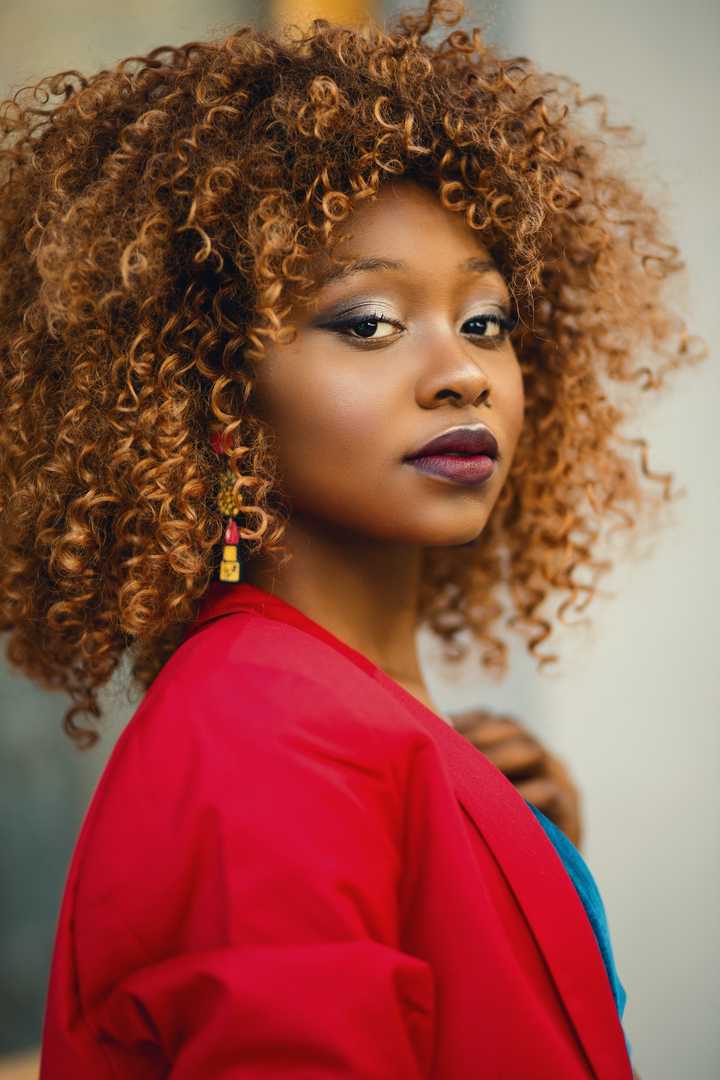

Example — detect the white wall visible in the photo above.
[424,3,719,1077]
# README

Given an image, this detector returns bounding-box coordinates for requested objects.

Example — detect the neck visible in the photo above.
[243,511,432,697]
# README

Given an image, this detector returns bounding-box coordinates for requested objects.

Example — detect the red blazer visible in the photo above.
[40,582,633,1079]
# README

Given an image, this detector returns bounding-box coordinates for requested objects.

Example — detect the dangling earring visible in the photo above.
[210,430,244,584]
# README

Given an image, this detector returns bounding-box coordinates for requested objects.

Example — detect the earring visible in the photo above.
[210,430,244,584]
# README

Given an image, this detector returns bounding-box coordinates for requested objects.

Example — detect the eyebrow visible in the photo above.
[315,255,503,289]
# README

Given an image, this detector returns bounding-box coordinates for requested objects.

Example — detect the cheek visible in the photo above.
[255,365,392,502]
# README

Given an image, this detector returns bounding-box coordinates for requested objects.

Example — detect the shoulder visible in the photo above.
[133,609,426,763]
[76,612,434,869]
[68,614,438,1017]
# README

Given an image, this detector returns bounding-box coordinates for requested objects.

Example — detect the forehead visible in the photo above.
[309,180,505,290]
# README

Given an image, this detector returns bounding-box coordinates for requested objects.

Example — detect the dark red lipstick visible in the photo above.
[403,423,499,486]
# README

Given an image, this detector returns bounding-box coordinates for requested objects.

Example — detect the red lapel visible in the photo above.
[181,582,632,1080]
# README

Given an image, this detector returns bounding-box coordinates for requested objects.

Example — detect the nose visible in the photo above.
[421,360,493,410]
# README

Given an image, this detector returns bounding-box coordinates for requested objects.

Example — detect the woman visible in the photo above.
[0,0,700,1074]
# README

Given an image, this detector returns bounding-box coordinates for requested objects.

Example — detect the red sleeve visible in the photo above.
[72,666,436,1078]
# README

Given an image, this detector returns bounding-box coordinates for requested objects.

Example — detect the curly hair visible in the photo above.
[0,0,706,748]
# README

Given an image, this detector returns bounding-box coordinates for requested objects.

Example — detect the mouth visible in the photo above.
[402,423,499,485]
[404,423,499,461]
[404,452,496,486]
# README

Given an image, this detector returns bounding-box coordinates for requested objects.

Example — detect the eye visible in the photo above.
[463,310,519,340]
[321,305,518,344]
[325,310,402,341]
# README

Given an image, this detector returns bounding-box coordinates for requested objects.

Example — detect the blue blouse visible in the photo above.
[526,802,633,1062]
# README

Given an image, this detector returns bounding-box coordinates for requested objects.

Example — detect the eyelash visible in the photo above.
[326,309,519,344]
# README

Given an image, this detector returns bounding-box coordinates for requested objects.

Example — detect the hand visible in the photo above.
[450,707,584,849]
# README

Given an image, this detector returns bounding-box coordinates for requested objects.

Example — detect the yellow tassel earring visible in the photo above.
[210,430,244,584]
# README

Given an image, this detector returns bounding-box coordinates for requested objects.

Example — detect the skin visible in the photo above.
[243,177,585,853]
[245,177,524,716]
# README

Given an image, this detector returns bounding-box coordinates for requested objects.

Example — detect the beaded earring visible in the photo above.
[210,430,244,584]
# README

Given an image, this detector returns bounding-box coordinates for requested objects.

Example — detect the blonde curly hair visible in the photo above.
[0,0,705,747]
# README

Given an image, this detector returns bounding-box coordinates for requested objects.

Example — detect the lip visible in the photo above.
[406,453,496,486]
[404,423,499,460]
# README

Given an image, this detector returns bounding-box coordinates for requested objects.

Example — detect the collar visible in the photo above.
[181,580,377,676]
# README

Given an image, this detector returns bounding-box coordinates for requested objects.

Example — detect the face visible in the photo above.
[248,178,525,551]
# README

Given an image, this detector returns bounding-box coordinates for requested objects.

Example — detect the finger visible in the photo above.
[540,756,583,848]
[461,718,524,747]
[479,736,546,776]
[450,709,502,734]
[513,777,566,817]
[451,708,520,730]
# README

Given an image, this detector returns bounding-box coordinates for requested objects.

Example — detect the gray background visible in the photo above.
[1,2,718,1077]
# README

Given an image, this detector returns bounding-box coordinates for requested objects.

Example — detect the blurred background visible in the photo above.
[0,1,717,1077]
